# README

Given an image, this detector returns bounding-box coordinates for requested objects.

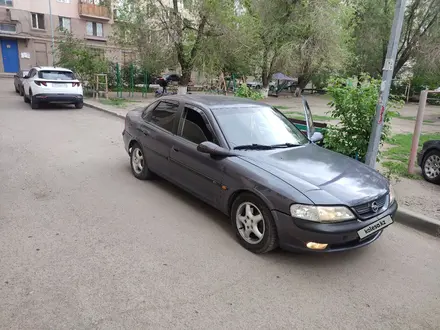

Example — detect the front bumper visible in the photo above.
[273,201,398,252]
[34,94,83,104]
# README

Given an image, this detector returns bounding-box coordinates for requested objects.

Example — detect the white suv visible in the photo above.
[22,66,83,109]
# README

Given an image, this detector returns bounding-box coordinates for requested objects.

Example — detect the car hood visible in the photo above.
[239,144,388,206]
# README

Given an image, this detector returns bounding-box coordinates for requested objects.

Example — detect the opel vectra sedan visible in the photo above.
[122,95,397,253]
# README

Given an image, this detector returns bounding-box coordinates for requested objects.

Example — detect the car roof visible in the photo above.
[34,66,73,72]
[162,94,269,110]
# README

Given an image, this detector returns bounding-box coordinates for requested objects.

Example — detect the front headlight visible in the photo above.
[389,185,396,204]
[290,204,355,223]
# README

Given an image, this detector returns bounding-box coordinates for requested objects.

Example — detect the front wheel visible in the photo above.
[75,102,83,109]
[422,150,440,184]
[231,193,279,254]
[130,143,153,180]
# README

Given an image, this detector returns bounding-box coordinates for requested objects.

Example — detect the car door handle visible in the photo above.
[172,146,179,152]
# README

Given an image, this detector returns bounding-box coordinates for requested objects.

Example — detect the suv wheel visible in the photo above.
[422,150,440,184]
[23,90,30,103]
[30,91,39,109]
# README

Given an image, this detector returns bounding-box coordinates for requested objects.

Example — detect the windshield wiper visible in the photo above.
[233,144,274,150]
[270,143,302,149]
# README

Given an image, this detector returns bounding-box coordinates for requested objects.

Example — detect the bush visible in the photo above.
[55,32,109,85]
[234,84,263,100]
[324,74,402,162]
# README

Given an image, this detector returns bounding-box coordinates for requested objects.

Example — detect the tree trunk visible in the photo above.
[261,47,270,97]
[178,67,191,94]
[297,75,310,90]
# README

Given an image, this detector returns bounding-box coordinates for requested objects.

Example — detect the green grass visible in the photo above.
[381,133,440,178]
[99,98,139,108]
[392,113,436,124]
[284,111,334,122]
[274,105,291,110]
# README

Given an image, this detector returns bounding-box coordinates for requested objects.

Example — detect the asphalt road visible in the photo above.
[1,83,439,330]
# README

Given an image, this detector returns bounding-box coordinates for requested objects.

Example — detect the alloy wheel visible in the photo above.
[235,202,265,244]
[424,154,440,179]
[131,147,144,174]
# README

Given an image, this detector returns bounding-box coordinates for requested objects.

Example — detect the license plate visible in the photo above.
[54,84,67,88]
[357,216,393,239]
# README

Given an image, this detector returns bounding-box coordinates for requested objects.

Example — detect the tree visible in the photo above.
[55,31,109,85]
[346,0,440,78]
[239,0,300,95]
[112,0,175,79]
[281,0,351,90]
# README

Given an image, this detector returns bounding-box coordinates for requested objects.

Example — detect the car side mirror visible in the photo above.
[311,131,323,143]
[197,141,234,157]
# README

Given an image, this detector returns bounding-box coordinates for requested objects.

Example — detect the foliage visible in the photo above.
[345,0,440,78]
[234,84,263,100]
[280,0,352,89]
[324,74,402,161]
[55,32,109,85]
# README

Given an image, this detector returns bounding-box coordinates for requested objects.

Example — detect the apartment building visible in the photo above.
[0,0,128,73]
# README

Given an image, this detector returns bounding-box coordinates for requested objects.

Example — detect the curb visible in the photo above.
[84,101,126,119]
[395,207,440,238]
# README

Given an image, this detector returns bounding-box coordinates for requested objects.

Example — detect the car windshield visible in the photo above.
[38,70,75,80]
[212,106,309,149]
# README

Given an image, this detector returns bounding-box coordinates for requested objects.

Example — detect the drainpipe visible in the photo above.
[48,0,55,66]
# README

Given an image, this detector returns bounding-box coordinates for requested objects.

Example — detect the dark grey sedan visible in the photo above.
[122,95,397,253]
[14,70,29,96]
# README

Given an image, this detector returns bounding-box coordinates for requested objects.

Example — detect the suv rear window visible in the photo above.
[38,71,75,80]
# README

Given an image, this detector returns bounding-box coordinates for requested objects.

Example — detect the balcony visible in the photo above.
[78,1,111,21]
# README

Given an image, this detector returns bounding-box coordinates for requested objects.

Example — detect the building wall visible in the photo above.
[0,1,122,73]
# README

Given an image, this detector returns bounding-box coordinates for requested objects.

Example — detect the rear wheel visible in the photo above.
[23,90,29,103]
[15,86,19,93]
[231,193,279,254]
[130,143,153,180]
[75,102,83,109]
[30,92,39,109]
[19,87,24,96]
[422,150,440,184]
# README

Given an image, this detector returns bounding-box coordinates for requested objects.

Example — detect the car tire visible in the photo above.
[23,91,30,103]
[231,193,279,254]
[19,87,24,96]
[130,143,153,180]
[75,102,83,109]
[30,93,39,109]
[422,150,440,184]
[15,86,19,93]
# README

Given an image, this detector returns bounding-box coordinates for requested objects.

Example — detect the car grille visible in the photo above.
[353,194,388,220]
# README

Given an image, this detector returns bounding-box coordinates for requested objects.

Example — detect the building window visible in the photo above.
[59,17,71,32]
[0,0,13,7]
[31,13,45,30]
[86,21,103,37]
[0,23,16,33]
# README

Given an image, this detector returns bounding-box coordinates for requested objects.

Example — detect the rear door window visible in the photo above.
[145,101,179,133]
[38,71,75,80]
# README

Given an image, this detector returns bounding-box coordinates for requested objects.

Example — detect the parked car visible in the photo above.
[14,70,29,95]
[418,140,440,184]
[155,73,180,84]
[22,66,83,109]
[122,95,397,254]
